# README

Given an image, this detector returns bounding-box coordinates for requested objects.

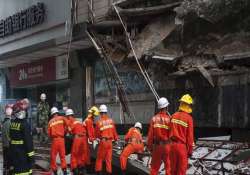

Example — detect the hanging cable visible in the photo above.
[86,30,136,122]
[113,4,160,101]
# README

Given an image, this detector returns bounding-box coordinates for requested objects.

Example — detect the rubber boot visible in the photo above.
[72,168,78,175]
[63,169,67,175]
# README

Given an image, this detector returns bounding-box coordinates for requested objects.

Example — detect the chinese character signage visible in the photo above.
[0,2,45,38]
[10,57,56,87]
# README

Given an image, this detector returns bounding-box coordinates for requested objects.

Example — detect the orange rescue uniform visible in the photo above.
[82,115,95,165]
[120,127,144,171]
[169,111,194,175]
[68,117,86,170]
[95,115,118,174]
[48,115,69,171]
[147,111,171,175]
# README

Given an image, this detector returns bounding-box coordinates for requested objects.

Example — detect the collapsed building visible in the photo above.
[86,0,250,140]
[83,1,250,173]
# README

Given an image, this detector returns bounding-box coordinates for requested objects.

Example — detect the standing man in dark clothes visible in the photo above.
[2,105,13,175]
[10,101,34,175]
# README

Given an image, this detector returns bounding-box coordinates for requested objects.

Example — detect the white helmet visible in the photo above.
[51,107,59,115]
[99,104,108,113]
[40,93,46,100]
[134,122,142,130]
[5,107,13,116]
[158,97,169,109]
[65,109,74,116]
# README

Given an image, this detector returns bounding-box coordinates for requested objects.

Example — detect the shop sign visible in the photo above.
[0,2,45,38]
[56,55,68,80]
[10,57,56,87]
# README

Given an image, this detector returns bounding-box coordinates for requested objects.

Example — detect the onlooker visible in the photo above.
[37,93,50,144]
[2,106,13,175]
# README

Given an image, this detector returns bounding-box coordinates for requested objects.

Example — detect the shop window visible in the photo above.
[94,61,150,98]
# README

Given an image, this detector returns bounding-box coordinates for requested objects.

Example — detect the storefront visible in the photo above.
[0,0,94,118]
[9,55,69,107]
[94,60,155,125]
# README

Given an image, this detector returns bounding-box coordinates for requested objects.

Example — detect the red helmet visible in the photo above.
[12,101,23,114]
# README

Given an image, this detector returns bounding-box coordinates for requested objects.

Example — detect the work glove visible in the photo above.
[93,140,98,150]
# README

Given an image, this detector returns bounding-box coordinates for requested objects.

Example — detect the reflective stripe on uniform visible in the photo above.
[11,140,24,145]
[27,151,34,157]
[10,122,21,131]
[15,169,32,175]
[153,123,169,129]
[171,119,188,127]
[100,124,113,131]
[49,120,64,127]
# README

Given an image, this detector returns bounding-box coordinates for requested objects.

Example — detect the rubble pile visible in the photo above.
[88,0,250,86]
[113,139,250,175]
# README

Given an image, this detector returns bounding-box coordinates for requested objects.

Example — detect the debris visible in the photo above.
[34,160,50,171]
[113,2,181,17]
[127,15,176,59]
[110,138,250,174]
[197,65,215,87]
[175,0,250,23]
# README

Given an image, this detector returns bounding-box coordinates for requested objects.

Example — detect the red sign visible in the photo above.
[10,57,56,87]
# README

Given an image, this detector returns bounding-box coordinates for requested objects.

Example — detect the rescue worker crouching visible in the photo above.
[120,122,144,175]
[169,94,195,175]
[95,104,119,175]
[147,97,171,175]
[10,101,34,175]
[65,109,86,175]
[82,106,99,171]
[48,107,69,175]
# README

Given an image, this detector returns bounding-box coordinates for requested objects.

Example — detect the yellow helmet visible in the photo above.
[88,106,100,116]
[179,94,193,105]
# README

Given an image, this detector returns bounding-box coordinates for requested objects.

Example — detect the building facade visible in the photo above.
[0,0,97,125]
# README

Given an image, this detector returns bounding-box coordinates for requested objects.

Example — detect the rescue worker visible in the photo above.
[37,93,50,144]
[169,94,194,175]
[120,122,144,175]
[147,97,171,175]
[2,106,12,175]
[82,106,99,170]
[9,101,34,175]
[65,109,86,175]
[48,107,69,175]
[95,104,119,175]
